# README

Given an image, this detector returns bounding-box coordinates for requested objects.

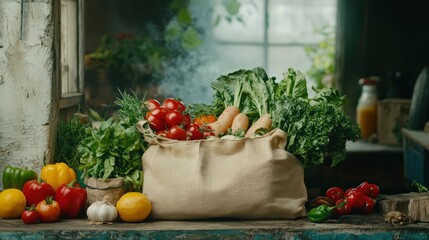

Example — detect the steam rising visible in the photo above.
[155,0,239,104]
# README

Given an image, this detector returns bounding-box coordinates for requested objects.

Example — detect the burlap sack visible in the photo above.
[138,121,307,220]
[84,177,125,204]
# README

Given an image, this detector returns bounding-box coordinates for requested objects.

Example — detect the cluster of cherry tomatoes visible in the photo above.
[325,181,380,216]
[144,98,215,140]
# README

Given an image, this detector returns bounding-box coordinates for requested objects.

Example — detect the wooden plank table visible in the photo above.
[1,216,429,240]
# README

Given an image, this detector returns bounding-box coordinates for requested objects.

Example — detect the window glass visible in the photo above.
[268,46,311,80]
[213,44,264,72]
[211,0,337,81]
[268,0,337,44]
[212,1,264,43]
[60,0,80,95]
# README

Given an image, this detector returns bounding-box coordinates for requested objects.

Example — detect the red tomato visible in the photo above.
[346,188,365,209]
[167,126,188,140]
[194,115,217,125]
[36,197,61,223]
[187,123,204,140]
[157,130,168,138]
[182,113,192,128]
[165,110,184,128]
[146,107,169,132]
[21,206,39,224]
[200,125,215,138]
[357,182,380,199]
[22,179,55,207]
[162,98,186,112]
[344,188,354,196]
[325,187,345,203]
[367,183,380,199]
[147,107,169,120]
[144,99,161,111]
[334,198,352,216]
[357,182,371,196]
[360,195,375,214]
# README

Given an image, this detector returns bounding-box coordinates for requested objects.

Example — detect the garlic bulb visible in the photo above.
[86,200,118,223]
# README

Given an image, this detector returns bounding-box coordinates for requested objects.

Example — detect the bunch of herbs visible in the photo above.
[78,92,148,191]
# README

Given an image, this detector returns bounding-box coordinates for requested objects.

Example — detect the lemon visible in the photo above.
[0,189,26,219]
[116,192,152,222]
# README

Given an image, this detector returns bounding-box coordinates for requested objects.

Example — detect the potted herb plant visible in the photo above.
[78,92,148,204]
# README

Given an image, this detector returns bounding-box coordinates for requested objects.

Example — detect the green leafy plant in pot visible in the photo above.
[78,92,148,203]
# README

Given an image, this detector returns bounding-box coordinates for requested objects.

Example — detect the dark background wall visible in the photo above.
[84,0,170,52]
[337,0,429,120]
[84,0,429,121]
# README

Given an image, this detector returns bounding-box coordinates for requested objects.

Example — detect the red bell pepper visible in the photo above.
[22,178,56,206]
[55,180,87,218]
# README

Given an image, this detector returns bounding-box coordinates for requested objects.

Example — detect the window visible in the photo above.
[57,0,84,118]
[212,0,337,82]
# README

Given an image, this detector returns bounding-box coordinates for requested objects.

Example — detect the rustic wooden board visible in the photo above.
[378,192,429,222]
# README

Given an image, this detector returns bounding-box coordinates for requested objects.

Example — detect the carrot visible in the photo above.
[231,113,249,133]
[245,114,272,137]
[207,106,240,136]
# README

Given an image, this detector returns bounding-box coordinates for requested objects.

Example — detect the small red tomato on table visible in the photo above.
[360,195,375,214]
[326,187,345,203]
[346,188,366,209]
[21,205,39,224]
[334,198,352,216]
[36,196,61,223]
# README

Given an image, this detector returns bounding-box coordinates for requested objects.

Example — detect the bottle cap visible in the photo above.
[359,76,379,85]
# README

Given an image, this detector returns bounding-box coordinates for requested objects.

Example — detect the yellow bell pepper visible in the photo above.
[41,162,77,191]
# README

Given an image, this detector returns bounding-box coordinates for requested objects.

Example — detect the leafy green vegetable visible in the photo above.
[78,92,148,192]
[211,67,276,124]
[56,115,88,172]
[276,68,308,99]
[271,69,360,167]
[210,67,360,168]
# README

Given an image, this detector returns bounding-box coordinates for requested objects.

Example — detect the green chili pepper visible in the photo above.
[308,204,337,223]
[2,166,38,190]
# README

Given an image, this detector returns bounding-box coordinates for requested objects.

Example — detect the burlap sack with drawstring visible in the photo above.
[137,121,307,220]
[84,177,125,205]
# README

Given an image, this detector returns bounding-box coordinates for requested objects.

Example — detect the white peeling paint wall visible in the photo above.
[0,0,54,188]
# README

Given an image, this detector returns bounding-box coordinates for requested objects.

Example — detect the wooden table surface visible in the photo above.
[1,215,429,240]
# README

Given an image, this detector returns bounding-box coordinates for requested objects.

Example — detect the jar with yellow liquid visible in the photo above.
[356,77,379,140]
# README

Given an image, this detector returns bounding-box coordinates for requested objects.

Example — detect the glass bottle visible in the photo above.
[356,77,379,140]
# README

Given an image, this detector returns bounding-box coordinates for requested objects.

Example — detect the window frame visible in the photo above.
[213,0,335,78]
[49,0,84,163]
[57,0,84,111]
